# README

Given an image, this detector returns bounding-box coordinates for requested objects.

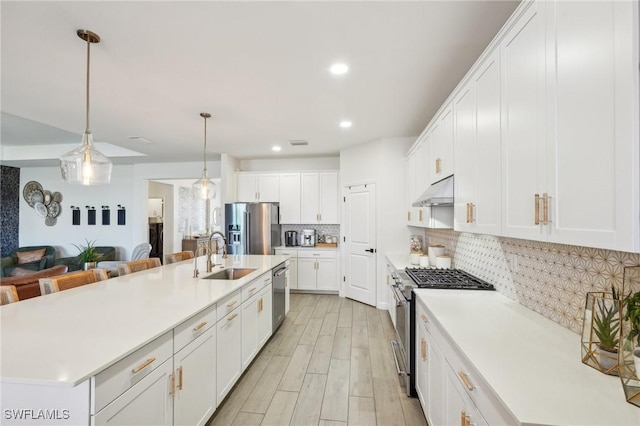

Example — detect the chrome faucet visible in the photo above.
[207,231,228,272]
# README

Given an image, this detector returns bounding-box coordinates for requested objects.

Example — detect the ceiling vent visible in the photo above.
[288,140,308,146]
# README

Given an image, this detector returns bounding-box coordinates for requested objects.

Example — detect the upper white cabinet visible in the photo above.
[237,173,280,202]
[430,103,454,183]
[278,173,301,224]
[301,172,339,224]
[454,47,502,235]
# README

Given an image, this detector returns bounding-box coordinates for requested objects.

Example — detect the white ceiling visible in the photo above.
[1,1,519,167]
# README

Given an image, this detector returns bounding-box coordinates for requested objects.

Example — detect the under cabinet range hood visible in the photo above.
[412,175,454,207]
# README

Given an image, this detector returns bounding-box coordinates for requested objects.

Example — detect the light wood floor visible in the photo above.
[208,293,428,426]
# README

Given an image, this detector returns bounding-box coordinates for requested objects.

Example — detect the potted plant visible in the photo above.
[593,288,621,373]
[624,291,640,376]
[72,239,100,270]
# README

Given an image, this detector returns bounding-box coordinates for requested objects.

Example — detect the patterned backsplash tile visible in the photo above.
[424,229,640,334]
[281,224,340,246]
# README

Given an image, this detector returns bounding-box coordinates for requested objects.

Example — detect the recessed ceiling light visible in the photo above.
[330,63,349,75]
[339,121,352,129]
[272,145,282,152]
[289,140,308,146]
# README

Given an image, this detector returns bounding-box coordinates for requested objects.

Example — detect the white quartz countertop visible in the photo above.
[0,255,288,387]
[385,253,414,270]
[274,245,339,251]
[414,289,639,425]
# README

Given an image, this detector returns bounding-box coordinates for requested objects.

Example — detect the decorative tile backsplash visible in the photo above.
[425,229,640,334]
[281,224,340,246]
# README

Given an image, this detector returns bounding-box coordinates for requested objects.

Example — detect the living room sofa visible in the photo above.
[54,246,116,272]
[0,246,56,278]
[0,264,68,300]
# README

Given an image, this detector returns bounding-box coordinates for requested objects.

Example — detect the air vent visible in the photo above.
[288,140,308,146]
[127,136,153,144]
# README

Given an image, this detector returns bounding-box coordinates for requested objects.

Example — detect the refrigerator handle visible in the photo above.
[244,211,250,255]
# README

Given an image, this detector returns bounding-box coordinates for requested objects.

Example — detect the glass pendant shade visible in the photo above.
[61,132,113,185]
[193,170,216,200]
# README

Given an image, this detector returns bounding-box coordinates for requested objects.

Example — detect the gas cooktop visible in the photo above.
[404,268,495,290]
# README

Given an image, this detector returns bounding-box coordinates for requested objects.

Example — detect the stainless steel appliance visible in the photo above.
[300,229,316,247]
[225,203,281,255]
[285,230,298,247]
[389,267,494,396]
[272,262,288,332]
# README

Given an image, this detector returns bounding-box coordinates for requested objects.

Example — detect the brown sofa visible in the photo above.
[0,265,68,300]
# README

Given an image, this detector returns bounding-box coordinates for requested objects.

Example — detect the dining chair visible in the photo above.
[0,285,19,305]
[117,258,161,276]
[39,269,109,295]
[164,251,195,264]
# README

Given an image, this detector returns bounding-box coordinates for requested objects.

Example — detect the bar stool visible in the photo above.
[164,251,195,264]
[39,269,109,295]
[117,258,162,276]
[0,285,19,305]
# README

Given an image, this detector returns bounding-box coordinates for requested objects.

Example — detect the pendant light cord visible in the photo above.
[85,36,91,135]
[203,115,208,174]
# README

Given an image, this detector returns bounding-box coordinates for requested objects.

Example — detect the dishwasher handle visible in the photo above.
[274,266,289,277]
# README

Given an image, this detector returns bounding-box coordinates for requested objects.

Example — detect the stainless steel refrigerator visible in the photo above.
[225,203,281,255]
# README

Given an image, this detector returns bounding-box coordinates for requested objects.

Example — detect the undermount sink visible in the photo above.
[203,268,256,280]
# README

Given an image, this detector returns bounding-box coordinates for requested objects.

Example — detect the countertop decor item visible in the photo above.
[409,235,423,254]
[617,265,640,407]
[60,29,112,185]
[581,289,622,376]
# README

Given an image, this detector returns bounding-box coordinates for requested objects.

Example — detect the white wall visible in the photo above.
[19,161,221,260]
[239,157,339,171]
[340,137,415,308]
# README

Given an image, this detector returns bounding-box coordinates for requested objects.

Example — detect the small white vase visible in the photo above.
[596,345,618,373]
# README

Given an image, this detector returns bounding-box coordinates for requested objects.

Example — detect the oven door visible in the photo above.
[390,283,410,395]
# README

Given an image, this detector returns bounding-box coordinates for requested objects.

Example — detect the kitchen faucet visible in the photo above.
[207,231,228,272]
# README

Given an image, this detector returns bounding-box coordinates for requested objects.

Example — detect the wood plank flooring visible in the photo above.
[208,293,427,426]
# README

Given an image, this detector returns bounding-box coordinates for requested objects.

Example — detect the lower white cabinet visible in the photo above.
[93,359,174,426]
[216,307,242,404]
[241,284,272,370]
[445,370,488,426]
[297,251,338,291]
[257,285,273,348]
[173,326,216,426]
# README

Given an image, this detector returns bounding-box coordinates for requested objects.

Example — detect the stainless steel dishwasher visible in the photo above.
[272,263,288,333]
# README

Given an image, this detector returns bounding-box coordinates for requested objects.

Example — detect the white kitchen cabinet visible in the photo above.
[385,263,396,328]
[241,283,272,370]
[500,0,549,243]
[445,370,488,426]
[415,301,445,426]
[284,260,291,313]
[454,47,502,235]
[216,307,242,404]
[301,172,339,224]
[93,359,174,426]
[278,173,301,224]
[430,103,454,184]
[236,173,280,202]
[173,326,216,426]
[257,285,272,348]
[274,248,298,290]
[297,250,338,291]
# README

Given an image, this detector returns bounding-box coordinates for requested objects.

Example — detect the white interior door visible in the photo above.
[344,183,376,306]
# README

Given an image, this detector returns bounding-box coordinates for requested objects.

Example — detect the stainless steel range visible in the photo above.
[389,267,494,396]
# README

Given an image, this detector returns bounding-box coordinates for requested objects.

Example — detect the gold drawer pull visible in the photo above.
[419,209,423,222]
[420,338,427,361]
[132,357,156,374]
[248,287,257,293]
[458,370,475,391]
[460,411,466,426]
[193,321,208,331]
[421,314,428,322]
[228,313,238,321]
[177,366,183,390]
[227,300,238,308]
[407,211,411,221]
[534,193,540,225]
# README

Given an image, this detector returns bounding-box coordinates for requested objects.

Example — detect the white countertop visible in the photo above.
[414,289,639,425]
[0,255,288,387]
[385,253,414,270]
[274,245,339,251]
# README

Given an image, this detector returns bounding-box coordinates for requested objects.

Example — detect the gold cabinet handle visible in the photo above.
[248,287,257,293]
[458,370,475,391]
[419,209,423,222]
[435,158,442,174]
[421,314,428,323]
[420,338,427,361]
[407,211,411,221]
[177,366,183,390]
[132,357,156,374]
[534,193,540,225]
[169,372,176,397]
[228,313,238,321]
[542,193,550,224]
[460,411,466,426]
[466,203,470,223]
[193,321,208,331]
[227,300,238,308]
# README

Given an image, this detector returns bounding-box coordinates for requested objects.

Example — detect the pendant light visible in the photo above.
[60,29,112,185]
[192,112,216,200]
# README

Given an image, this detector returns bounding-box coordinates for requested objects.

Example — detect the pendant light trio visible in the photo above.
[59,29,215,195]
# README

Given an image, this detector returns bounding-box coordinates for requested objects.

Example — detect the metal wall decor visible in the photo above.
[86,206,96,225]
[71,206,81,225]
[23,181,63,226]
[101,205,110,225]
[117,204,126,225]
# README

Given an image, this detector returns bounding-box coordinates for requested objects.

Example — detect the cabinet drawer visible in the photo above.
[217,289,241,321]
[92,331,173,414]
[242,272,272,302]
[174,303,217,353]
[275,249,298,258]
[297,250,337,259]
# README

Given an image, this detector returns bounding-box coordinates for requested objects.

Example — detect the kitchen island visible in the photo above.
[0,254,288,425]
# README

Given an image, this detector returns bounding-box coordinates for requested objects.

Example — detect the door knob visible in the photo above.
[365,248,377,253]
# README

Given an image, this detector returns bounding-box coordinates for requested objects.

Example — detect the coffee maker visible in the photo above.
[285,230,298,247]
[300,229,316,247]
